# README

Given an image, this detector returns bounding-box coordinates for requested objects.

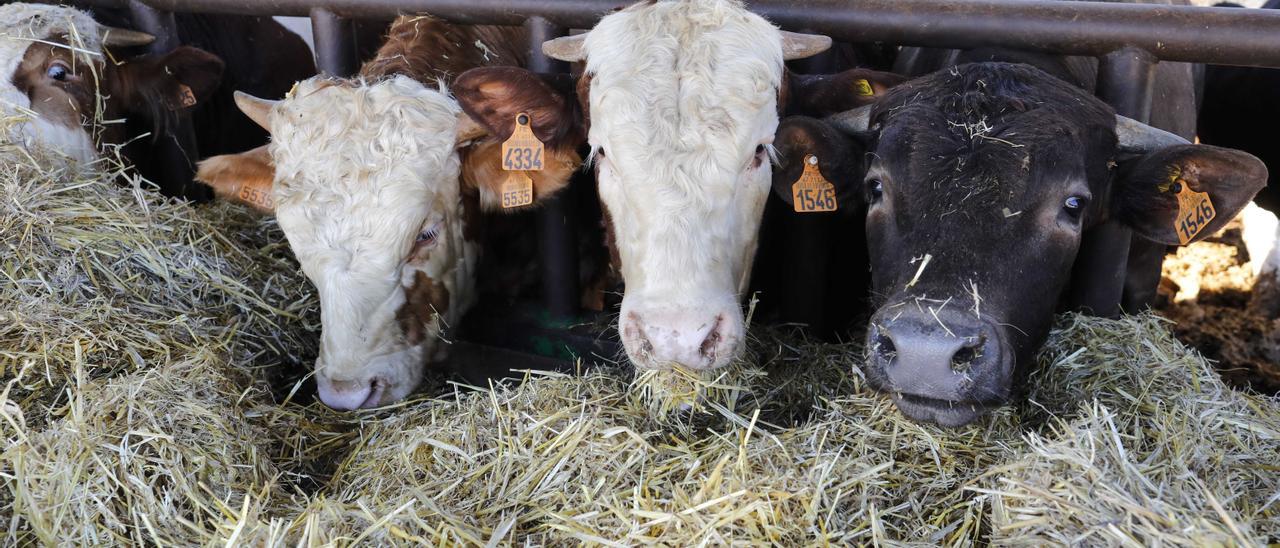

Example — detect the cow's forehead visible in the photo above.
[269,77,463,265]
[582,0,783,164]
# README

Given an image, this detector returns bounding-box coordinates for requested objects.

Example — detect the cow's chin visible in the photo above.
[889,393,1004,428]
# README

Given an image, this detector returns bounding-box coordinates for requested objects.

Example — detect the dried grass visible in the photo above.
[2,129,1278,545]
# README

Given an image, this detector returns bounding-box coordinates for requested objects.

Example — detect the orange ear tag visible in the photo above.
[237,182,274,210]
[853,78,874,96]
[501,113,545,172]
[792,154,838,213]
[168,83,198,110]
[1174,181,1215,244]
[501,171,534,209]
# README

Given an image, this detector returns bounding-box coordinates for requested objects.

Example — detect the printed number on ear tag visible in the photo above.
[853,78,874,96]
[502,113,545,171]
[792,155,838,213]
[170,83,198,110]
[501,171,534,209]
[1174,181,1215,245]
[237,183,273,210]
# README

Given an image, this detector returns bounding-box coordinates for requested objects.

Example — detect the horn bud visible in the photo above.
[780,31,832,60]
[1115,115,1190,153]
[100,26,155,48]
[234,91,279,133]
[825,105,873,134]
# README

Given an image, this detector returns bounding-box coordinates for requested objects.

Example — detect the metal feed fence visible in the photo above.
[13,0,1280,359]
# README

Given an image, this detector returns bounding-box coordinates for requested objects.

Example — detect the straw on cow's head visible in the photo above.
[199,74,580,409]
[541,0,831,373]
[0,3,222,167]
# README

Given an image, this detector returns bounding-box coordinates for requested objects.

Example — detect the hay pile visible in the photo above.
[3,149,1278,545]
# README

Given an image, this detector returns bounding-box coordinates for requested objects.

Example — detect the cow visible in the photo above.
[0,3,224,168]
[773,57,1265,426]
[196,16,584,409]
[84,7,316,199]
[537,0,834,372]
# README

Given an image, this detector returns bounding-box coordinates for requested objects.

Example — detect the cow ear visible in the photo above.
[771,116,867,211]
[787,69,906,118]
[195,145,276,213]
[1115,144,1266,245]
[116,46,224,111]
[452,67,583,150]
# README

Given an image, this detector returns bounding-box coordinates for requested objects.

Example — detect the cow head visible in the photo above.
[197,73,581,409]
[0,4,222,166]
[542,0,831,372]
[790,63,1265,426]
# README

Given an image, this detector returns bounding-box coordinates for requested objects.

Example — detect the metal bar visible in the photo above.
[127,0,207,200]
[310,7,358,77]
[526,16,579,320]
[1068,47,1156,318]
[28,0,1280,68]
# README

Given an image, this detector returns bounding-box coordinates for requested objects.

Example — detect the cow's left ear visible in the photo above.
[1115,144,1267,245]
[786,68,906,118]
[453,67,584,150]
[771,116,867,213]
[115,46,224,111]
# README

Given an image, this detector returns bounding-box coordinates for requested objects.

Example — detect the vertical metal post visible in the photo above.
[1069,47,1157,317]
[310,8,358,77]
[127,0,206,200]
[525,17,580,320]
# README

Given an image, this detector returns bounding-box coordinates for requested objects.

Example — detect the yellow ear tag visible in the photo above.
[1174,180,1215,245]
[237,183,274,210]
[170,83,197,110]
[853,78,875,96]
[501,171,534,209]
[501,113,545,171]
[792,155,838,213]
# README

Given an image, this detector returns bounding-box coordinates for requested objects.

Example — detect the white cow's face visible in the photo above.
[574,1,791,371]
[268,77,475,409]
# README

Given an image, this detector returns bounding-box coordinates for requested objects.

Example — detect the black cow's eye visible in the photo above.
[415,224,441,248]
[46,62,69,81]
[868,178,884,201]
[1064,195,1087,217]
[755,144,766,156]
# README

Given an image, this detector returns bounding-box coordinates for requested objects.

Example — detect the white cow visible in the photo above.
[542,0,831,371]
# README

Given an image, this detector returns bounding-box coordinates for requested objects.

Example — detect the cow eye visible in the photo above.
[1063,196,1087,217]
[46,62,69,81]
[750,144,768,169]
[415,223,442,248]
[868,178,884,202]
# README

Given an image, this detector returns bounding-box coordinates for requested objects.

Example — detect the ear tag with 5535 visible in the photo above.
[792,154,838,213]
[501,171,534,209]
[502,113,545,171]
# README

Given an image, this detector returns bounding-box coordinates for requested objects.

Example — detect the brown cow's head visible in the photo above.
[0,4,221,167]
[782,63,1266,426]
[197,72,581,410]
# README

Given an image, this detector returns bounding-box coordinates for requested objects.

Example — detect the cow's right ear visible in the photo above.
[115,46,224,112]
[195,145,276,213]
[786,69,906,118]
[771,116,867,212]
[452,67,584,150]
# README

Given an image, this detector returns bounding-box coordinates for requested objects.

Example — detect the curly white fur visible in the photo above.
[0,4,101,165]
[581,0,784,370]
[268,76,477,406]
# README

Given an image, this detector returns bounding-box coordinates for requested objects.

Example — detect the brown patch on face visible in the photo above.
[11,36,102,133]
[397,270,451,346]
[576,72,593,135]
[580,202,623,311]
[460,139,581,211]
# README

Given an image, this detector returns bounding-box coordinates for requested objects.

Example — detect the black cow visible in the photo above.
[87,9,315,199]
[1199,0,1280,212]
[774,59,1265,426]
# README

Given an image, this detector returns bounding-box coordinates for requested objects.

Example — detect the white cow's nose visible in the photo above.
[316,376,383,410]
[623,309,740,371]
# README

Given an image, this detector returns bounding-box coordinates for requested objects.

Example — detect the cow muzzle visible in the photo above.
[621,303,743,371]
[313,351,425,410]
[865,306,1011,427]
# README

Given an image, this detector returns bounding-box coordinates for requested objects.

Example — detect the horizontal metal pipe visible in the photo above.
[18,0,1280,68]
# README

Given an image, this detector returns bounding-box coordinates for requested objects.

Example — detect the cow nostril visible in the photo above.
[698,315,724,360]
[951,337,984,373]
[873,329,897,363]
